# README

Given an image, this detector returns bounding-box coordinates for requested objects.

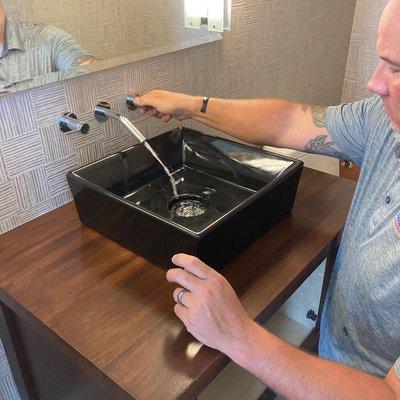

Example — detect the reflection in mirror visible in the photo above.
[1,0,224,96]
[0,0,97,94]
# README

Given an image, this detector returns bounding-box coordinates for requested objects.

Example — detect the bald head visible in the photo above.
[376,0,400,71]
[380,0,400,37]
[368,0,400,131]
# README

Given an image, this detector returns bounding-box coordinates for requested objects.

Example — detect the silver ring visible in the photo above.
[177,288,189,306]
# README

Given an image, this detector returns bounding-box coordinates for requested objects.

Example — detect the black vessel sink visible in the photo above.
[67,128,303,270]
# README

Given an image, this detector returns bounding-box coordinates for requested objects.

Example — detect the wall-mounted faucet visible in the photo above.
[126,95,138,110]
[94,100,182,191]
[59,112,89,134]
[94,101,147,144]
[126,93,153,112]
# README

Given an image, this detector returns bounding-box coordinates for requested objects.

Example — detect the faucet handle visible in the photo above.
[126,93,139,110]
[59,112,89,134]
[126,93,154,113]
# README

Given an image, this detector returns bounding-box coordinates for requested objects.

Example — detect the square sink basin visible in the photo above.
[67,127,303,270]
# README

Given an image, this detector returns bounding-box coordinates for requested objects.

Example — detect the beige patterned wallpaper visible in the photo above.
[342,0,388,102]
[0,0,358,397]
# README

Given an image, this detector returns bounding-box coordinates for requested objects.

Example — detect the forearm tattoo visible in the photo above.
[311,106,328,128]
[302,105,344,158]
[305,135,343,158]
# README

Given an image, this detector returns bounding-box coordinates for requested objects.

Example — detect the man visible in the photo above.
[0,0,96,93]
[132,0,400,398]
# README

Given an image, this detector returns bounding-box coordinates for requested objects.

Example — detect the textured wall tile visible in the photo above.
[77,142,105,166]
[52,191,73,208]
[17,199,54,226]
[209,40,224,72]
[0,181,18,220]
[147,55,173,90]
[239,57,258,87]
[191,75,211,97]
[66,73,98,114]
[0,91,37,140]
[29,83,69,127]
[223,35,243,65]
[11,167,51,211]
[171,51,191,85]
[45,155,78,197]
[123,60,151,94]
[243,4,261,32]
[189,45,212,78]
[40,123,75,163]
[210,69,229,97]
[171,81,193,97]
[1,132,46,176]
[94,67,126,102]
[0,154,7,184]
[103,133,132,156]
[0,216,18,235]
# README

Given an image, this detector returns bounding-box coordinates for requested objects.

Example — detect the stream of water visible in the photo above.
[142,141,179,198]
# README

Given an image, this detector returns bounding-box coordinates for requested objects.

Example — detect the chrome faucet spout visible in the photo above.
[94,101,147,144]
[94,101,181,191]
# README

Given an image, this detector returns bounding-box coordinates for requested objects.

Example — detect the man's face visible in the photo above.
[368,0,400,132]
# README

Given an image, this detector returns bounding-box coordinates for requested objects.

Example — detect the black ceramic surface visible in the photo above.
[67,127,303,270]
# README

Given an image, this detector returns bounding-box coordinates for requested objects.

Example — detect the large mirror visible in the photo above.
[0,0,224,95]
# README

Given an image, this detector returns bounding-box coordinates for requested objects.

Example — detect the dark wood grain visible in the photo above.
[340,159,360,181]
[0,168,356,400]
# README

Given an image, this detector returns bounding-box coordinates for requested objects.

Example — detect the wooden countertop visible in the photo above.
[0,168,356,400]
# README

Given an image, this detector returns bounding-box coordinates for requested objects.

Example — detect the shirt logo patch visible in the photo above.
[394,214,400,236]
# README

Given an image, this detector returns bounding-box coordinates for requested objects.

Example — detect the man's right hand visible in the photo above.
[129,90,201,123]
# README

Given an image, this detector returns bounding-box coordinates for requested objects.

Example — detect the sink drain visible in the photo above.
[169,195,207,218]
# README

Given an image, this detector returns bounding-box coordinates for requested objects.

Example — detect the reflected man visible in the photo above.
[0,0,97,93]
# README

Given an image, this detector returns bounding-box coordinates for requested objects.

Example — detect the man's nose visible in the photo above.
[368,67,389,96]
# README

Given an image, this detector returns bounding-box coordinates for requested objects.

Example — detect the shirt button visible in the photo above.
[386,196,391,204]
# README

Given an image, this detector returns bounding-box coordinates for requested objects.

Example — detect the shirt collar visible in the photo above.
[3,17,25,55]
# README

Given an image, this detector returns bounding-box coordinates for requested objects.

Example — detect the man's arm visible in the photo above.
[166,254,400,400]
[132,90,344,158]
[46,25,95,71]
[236,322,400,400]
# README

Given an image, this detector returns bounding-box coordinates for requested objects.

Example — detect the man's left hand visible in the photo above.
[166,254,255,355]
